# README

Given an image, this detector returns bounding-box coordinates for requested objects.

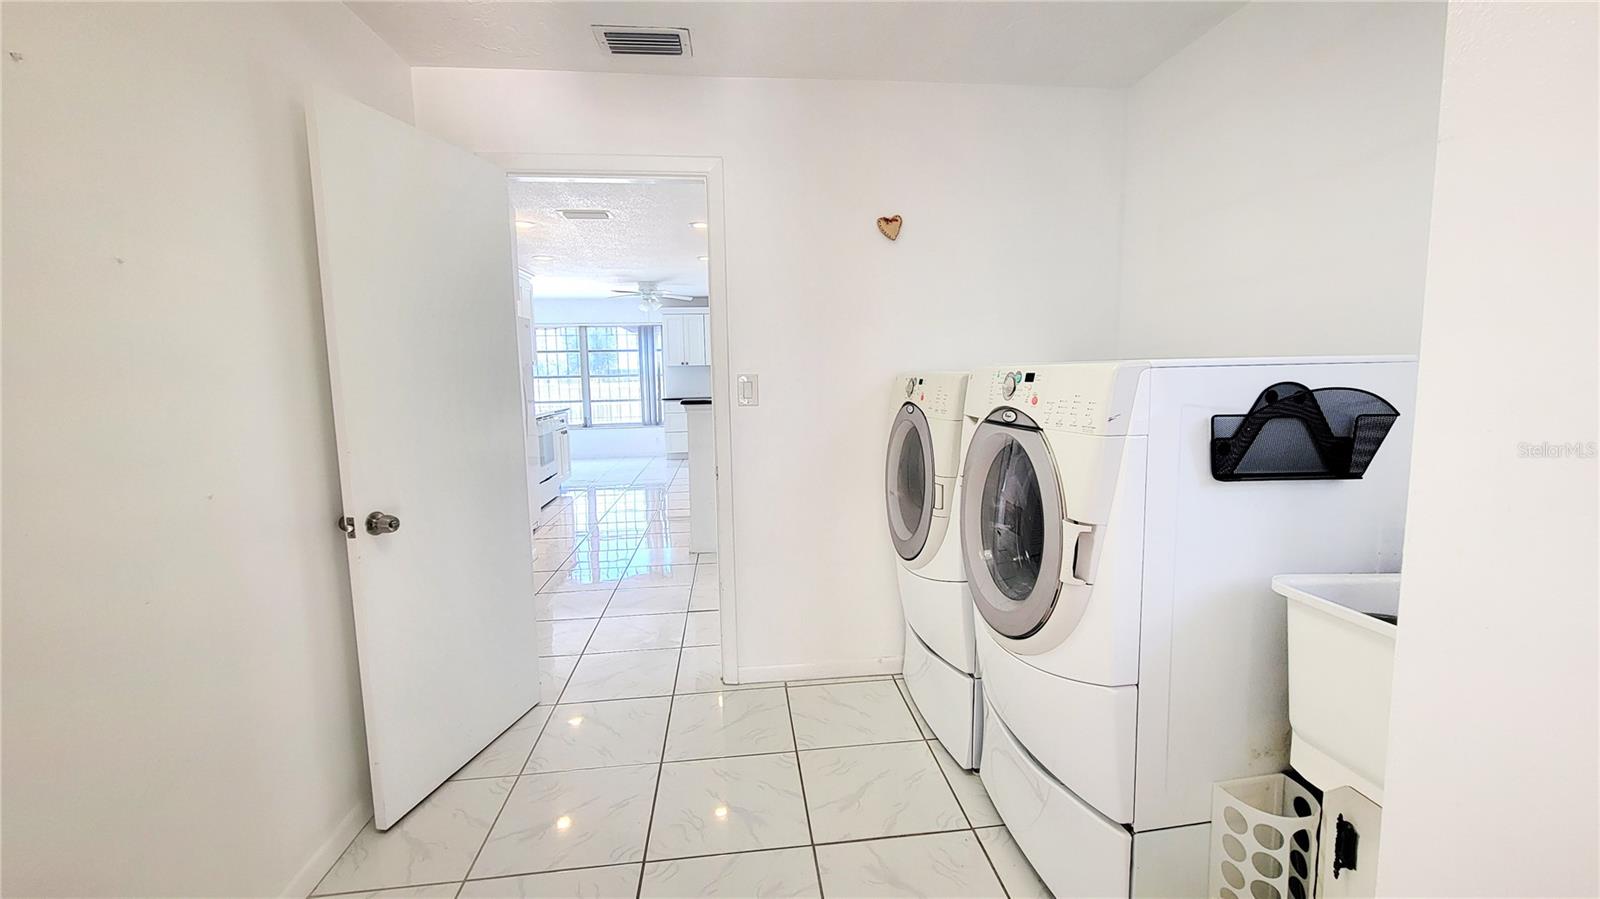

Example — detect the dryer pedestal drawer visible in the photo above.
[896,568,976,673]
[903,622,980,769]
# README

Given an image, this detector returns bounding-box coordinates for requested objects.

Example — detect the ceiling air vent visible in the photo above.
[556,209,613,220]
[591,25,691,57]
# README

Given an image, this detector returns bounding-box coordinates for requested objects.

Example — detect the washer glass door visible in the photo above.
[961,414,1065,637]
[885,403,936,561]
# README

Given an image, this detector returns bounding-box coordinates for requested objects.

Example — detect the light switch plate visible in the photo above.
[737,374,759,406]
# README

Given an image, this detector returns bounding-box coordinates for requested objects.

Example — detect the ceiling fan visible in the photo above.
[611,280,695,312]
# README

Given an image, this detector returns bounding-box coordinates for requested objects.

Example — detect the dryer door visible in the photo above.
[886,402,936,561]
[961,410,1066,638]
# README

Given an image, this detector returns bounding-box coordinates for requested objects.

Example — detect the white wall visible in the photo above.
[1,4,412,895]
[1378,4,1598,895]
[413,69,1126,679]
[1116,2,1448,358]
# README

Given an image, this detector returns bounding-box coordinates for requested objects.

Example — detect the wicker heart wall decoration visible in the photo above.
[876,215,903,241]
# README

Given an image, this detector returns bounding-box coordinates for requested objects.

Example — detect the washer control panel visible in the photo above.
[896,372,968,421]
[970,364,1144,436]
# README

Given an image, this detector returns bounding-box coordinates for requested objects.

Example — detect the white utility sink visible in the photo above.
[1273,573,1400,804]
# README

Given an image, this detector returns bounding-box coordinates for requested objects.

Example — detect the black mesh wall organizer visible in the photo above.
[1211,382,1400,482]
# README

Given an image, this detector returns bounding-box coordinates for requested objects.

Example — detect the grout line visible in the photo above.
[811,844,826,899]
[451,736,929,783]
[454,703,560,893]
[885,685,1012,898]
[306,816,374,897]
[917,737,975,829]
[808,825,977,849]
[972,830,1015,899]
[634,636,682,896]
[781,683,825,896]
[311,876,463,898]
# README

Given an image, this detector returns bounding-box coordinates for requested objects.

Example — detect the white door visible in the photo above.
[307,90,539,830]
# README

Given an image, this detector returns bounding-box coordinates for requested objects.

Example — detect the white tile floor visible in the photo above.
[312,456,1051,898]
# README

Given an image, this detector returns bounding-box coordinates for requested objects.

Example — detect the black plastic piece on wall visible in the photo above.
[1211,382,1399,481]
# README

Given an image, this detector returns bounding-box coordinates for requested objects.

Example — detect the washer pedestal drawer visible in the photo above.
[903,622,981,768]
[980,701,1131,896]
[980,701,1211,898]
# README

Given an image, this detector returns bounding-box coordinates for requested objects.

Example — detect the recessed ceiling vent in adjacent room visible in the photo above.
[591,25,692,57]
[556,209,613,220]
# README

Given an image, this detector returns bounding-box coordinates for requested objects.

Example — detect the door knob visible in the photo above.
[366,511,401,535]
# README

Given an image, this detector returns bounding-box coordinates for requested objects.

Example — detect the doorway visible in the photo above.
[504,167,738,703]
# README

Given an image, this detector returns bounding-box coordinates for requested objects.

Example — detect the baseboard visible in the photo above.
[737,655,903,685]
[282,799,371,897]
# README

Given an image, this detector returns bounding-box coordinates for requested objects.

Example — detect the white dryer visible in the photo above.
[958,358,1417,897]
[885,372,982,768]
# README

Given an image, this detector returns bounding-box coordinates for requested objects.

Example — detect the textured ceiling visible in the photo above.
[511,177,709,300]
[351,1,1244,88]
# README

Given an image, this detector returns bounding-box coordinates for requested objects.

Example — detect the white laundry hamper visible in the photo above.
[1209,774,1320,899]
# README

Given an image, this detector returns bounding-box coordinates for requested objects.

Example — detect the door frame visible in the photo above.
[490,154,741,683]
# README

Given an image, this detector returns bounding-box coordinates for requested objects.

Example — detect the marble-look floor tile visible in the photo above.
[530,522,592,542]
[647,753,811,860]
[815,831,1005,898]
[785,675,893,687]
[458,864,641,898]
[541,655,578,703]
[683,611,720,647]
[539,618,598,656]
[586,612,686,652]
[693,563,720,588]
[452,706,553,780]
[665,688,794,761]
[531,541,576,573]
[537,590,612,621]
[539,568,623,594]
[647,519,693,538]
[787,681,922,749]
[469,764,657,879]
[313,778,513,895]
[342,885,464,898]
[525,697,670,773]
[605,586,692,617]
[975,826,1051,899]
[562,648,680,702]
[675,645,764,694]
[617,565,697,589]
[894,678,936,739]
[688,582,720,612]
[929,739,1001,826]
[799,742,965,843]
[641,846,821,898]
[560,548,639,577]
[631,544,696,567]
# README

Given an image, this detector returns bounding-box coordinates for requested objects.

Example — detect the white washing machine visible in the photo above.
[885,372,982,768]
[957,358,1417,897]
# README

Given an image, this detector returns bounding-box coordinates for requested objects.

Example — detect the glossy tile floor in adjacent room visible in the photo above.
[312,455,1050,898]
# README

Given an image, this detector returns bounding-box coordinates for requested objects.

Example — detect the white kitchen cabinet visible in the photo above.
[686,402,718,552]
[664,405,689,457]
[661,309,710,367]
